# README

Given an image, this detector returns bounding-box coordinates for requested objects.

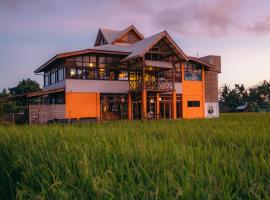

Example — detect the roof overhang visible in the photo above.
[34,49,130,73]
[27,88,65,98]
[187,57,216,70]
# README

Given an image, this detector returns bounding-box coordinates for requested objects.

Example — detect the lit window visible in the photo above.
[70,68,76,78]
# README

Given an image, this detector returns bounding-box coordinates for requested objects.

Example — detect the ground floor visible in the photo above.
[28,90,219,124]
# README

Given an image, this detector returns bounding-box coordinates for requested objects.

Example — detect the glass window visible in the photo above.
[184,62,202,81]
[50,68,57,84]
[75,61,83,67]
[83,56,89,63]
[188,101,200,107]
[88,70,98,79]
[44,75,49,86]
[90,56,96,63]
[99,56,106,64]
[118,70,128,80]
[58,67,64,81]
[75,56,82,62]
[106,57,113,64]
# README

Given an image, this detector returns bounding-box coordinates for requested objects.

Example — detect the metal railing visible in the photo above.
[129,79,173,91]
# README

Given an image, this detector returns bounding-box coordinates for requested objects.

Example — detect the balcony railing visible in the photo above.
[129,79,174,91]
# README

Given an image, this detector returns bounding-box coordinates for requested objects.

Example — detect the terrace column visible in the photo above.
[128,93,132,120]
[156,93,160,119]
[141,90,147,120]
[172,90,177,119]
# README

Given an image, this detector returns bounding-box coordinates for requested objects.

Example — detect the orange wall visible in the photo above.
[182,64,205,119]
[65,92,100,119]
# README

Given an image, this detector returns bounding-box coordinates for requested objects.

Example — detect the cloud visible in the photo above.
[152,0,246,37]
[244,16,270,34]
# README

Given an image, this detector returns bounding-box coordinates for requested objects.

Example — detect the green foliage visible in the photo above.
[0,79,41,116]
[219,81,270,112]
[0,113,270,199]
[9,78,41,96]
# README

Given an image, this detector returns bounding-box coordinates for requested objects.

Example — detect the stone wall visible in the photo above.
[29,104,65,124]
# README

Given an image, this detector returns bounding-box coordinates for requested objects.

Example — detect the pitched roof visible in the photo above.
[98,25,144,45]
[121,31,188,62]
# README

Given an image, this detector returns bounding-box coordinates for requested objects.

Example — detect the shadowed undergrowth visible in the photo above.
[0,113,270,199]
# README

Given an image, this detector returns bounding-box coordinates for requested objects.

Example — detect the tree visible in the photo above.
[219,80,270,112]
[9,78,41,96]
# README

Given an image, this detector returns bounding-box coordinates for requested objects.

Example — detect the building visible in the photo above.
[28,25,221,124]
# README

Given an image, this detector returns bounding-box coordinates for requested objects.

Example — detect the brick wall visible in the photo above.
[29,104,65,124]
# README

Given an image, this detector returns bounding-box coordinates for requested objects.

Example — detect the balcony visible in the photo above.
[129,79,174,92]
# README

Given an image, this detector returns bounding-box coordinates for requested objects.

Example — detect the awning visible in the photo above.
[145,60,173,69]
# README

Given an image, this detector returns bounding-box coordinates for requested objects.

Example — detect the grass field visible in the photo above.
[0,113,270,199]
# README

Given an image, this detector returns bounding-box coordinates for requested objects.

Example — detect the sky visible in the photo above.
[0,0,270,90]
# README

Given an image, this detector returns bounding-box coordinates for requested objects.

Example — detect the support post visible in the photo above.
[172,90,177,119]
[156,93,160,119]
[141,90,147,120]
[128,93,132,120]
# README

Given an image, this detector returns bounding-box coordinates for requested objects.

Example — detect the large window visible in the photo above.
[44,65,66,87]
[184,62,202,81]
[66,55,127,81]
[44,71,50,86]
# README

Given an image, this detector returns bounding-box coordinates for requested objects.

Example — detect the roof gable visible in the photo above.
[94,25,144,47]
[121,31,188,62]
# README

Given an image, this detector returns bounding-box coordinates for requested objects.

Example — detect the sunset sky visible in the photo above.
[0,0,269,90]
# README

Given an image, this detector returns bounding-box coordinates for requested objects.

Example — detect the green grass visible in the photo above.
[0,113,270,199]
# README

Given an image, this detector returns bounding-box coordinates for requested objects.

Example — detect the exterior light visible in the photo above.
[89,63,94,67]
[159,97,162,101]
[150,98,155,103]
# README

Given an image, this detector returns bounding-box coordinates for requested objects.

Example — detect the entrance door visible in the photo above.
[160,102,172,119]
[176,101,182,118]
[132,101,141,120]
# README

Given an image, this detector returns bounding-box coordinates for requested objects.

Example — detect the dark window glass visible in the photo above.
[58,67,64,81]
[99,56,106,64]
[90,56,96,63]
[83,56,89,63]
[187,101,200,107]
[50,68,57,84]
[184,62,202,81]
[75,56,82,62]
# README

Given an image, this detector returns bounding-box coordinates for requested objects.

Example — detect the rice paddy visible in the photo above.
[0,113,270,199]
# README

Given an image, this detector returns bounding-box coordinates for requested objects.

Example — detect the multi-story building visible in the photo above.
[28,25,221,124]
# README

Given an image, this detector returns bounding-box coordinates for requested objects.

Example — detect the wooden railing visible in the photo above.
[129,79,173,91]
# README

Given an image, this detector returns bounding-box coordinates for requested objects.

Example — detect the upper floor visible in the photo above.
[34,25,220,93]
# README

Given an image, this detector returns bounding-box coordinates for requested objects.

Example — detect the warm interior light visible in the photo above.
[70,70,76,76]
[159,97,162,101]
[89,63,94,67]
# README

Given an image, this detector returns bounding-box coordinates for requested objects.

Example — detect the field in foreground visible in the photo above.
[0,113,270,199]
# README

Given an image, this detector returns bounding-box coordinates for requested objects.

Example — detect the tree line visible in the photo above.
[0,78,270,117]
[0,79,41,116]
[219,80,270,112]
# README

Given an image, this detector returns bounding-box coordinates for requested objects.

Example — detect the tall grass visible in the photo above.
[0,113,270,199]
